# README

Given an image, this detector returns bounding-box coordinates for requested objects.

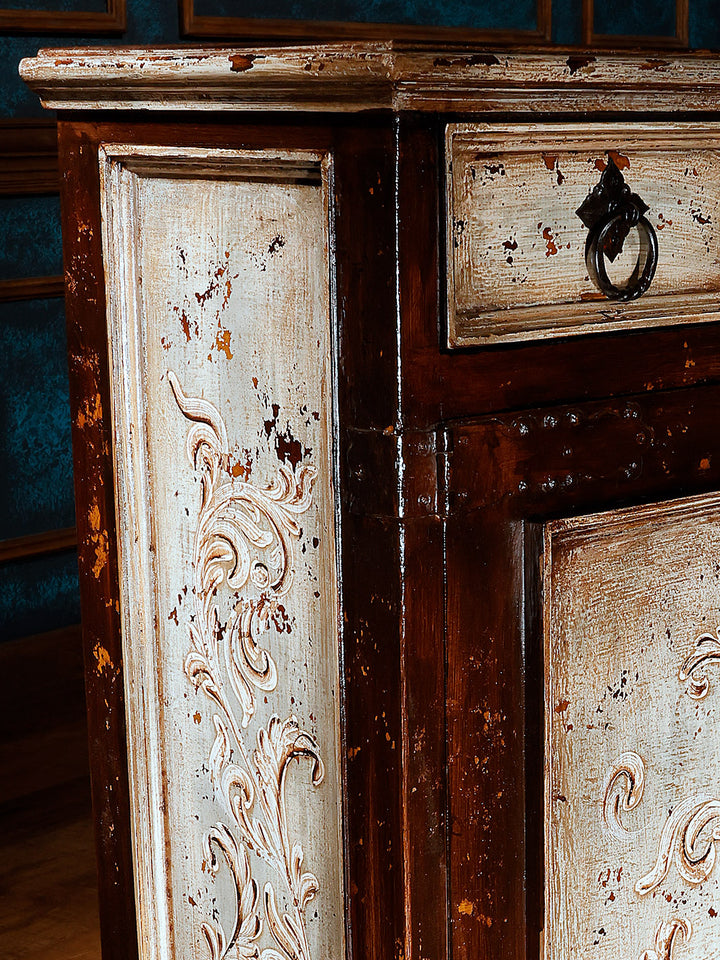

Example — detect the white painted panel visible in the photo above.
[545,493,720,960]
[99,144,345,960]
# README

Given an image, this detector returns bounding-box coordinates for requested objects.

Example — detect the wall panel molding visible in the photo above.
[180,0,551,43]
[0,526,77,564]
[582,0,688,48]
[0,275,64,301]
[0,121,59,195]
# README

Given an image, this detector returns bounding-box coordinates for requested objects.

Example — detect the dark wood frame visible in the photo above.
[0,0,124,34]
[582,0,689,48]
[179,0,551,44]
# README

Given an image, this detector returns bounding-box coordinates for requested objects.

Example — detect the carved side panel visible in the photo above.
[544,493,720,960]
[99,144,345,960]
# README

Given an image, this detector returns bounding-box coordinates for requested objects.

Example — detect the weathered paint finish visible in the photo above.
[447,123,720,345]
[99,144,345,960]
[19,47,720,114]
[545,493,720,960]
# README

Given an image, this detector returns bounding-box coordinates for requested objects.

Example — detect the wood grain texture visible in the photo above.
[545,493,720,959]
[445,382,720,960]
[332,122,409,960]
[58,119,138,960]
[0,779,100,960]
[447,123,720,346]
[19,46,720,114]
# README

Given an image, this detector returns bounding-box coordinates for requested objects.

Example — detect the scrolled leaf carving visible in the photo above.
[679,631,720,700]
[603,751,646,839]
[639,918,691,960]
[635,795,720,895]
[170,372,324,960]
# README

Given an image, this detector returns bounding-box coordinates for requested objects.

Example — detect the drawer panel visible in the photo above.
[446,123,720,346]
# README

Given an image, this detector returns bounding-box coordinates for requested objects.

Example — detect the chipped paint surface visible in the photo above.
[99,144,343,960]
[544,493,720,959]
[447,123,720,345]
[18,48,720,115]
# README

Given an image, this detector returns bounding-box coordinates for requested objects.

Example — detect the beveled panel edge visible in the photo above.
[446,121,720,348]
[18,45,720,113]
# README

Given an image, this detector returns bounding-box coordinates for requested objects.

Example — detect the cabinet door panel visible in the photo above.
[545,495,720,960]
[99,144,345,960]
[445,387,720,960]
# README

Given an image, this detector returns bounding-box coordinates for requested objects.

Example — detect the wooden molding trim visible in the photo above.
[582,0,689,48]
[0,0,125,35]
[0,526,77,564]
[179,0,551,43]
[20,46,720,114]
[0,276,64,302]
[0,120,59,195]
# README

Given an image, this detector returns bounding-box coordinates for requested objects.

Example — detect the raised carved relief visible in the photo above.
[603,751,646,839]
[679,632,720,700]
[170,372,324,960]
[639,919,692,960]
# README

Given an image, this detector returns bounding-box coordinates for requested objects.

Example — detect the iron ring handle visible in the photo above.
[584,211,658,302]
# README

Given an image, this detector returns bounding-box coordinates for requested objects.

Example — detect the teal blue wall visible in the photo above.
[1,0,720,640]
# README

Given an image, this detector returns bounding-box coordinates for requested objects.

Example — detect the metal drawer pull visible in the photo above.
[576,156,658,302]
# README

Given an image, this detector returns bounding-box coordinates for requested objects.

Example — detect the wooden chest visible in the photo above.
[20,46,720,960]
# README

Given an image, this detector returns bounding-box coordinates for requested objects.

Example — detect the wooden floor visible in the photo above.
[0,626,102,960]
[0,776,102,960]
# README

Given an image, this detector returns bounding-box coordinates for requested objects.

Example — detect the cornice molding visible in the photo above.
[19,45,720,114]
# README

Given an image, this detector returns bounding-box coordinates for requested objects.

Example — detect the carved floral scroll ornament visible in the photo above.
[169,372,323,960]
[634,795,720,895]
[638,919,692,960]
[679,631,720,700]
[603,751,646,839]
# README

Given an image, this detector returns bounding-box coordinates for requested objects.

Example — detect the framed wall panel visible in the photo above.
[179,0,551,44]
[0,0,124,34]
[582,0,688,48]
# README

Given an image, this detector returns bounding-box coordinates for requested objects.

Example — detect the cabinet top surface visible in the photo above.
[18,44,720,114]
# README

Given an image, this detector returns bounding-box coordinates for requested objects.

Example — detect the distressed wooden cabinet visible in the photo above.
[20,46,720,960]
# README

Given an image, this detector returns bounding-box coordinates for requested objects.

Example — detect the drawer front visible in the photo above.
[446,123,720,346]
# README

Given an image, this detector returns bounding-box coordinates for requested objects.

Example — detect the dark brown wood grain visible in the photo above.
[0,275,64,302]
[334,122,407,960]
[0,525,76,562]
[58,118,137,960]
